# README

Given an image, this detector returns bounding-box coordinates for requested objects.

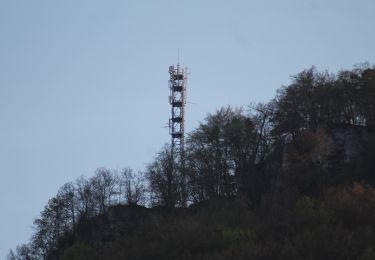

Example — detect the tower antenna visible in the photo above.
[168,60,187,206]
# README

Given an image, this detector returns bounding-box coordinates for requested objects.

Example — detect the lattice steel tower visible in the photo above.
[168,63,187,164]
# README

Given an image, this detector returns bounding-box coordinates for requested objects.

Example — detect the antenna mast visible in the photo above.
[168,62,187,203]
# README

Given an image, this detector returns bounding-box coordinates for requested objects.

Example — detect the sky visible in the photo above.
[1,0,375,258]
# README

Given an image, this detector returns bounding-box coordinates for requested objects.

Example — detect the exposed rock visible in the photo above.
[282,125,371,172]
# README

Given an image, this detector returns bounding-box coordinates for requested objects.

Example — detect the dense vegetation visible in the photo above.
[8,64,375,260]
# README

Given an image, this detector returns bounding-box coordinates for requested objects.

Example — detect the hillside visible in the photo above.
[53,183,375,260]
[8,65,375,260]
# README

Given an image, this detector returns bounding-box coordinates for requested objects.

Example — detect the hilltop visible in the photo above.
[9,64,375,260]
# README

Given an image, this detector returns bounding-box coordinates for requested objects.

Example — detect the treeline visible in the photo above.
[8,64,375,260]
[8,168,146,259]
[273,65,375,137]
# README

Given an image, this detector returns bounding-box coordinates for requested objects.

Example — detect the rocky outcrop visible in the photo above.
[282,126,372,172]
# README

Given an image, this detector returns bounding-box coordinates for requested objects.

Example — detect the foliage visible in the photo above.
[60,242,99,260]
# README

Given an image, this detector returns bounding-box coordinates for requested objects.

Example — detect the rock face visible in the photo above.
[282,126,371,172]
[278,125,375,196]
[329,127,370,163]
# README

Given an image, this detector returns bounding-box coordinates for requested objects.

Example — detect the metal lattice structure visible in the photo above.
[168,64,187,164]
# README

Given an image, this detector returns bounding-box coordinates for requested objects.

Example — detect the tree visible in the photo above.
[7,249,16,260]
[146,144,180,208]
[360,68,375,128]
[272,67,321,139]
[75,176,95,220]
[31,195,68,258]
[186,106,263,202]
[57,182,77,233]
[7,244,34,260]
[118,168,146,205]
[248,102,274,163]
[91,168,117,214]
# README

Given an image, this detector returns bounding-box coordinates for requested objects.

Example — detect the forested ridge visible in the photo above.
[9,64,375,260]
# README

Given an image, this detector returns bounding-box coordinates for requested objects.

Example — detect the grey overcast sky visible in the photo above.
[1,0,375,257]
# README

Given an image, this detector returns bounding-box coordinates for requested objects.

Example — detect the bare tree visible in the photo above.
[146,144,179,208]
[91,168,117,214]
[57,182,76,233]
[75,176,95,220]
[248,102,274,162]
[7,244,34,260]
[118,168,146,205]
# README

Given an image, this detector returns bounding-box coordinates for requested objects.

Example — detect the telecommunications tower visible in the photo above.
[168,63,187,167]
